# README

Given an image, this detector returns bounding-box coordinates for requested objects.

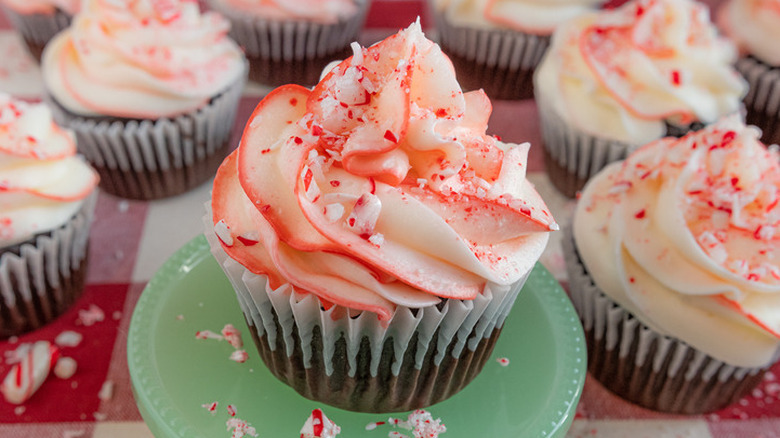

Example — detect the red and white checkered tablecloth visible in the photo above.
[0,1,778,437]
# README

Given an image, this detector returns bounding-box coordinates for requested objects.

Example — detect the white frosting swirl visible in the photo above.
[42,0,246,119]
[719,0,780,67]
[0,94,98,247]
[535,0,747,144]
[574,116,780,368]
[207,0,359,23]
[211,22,556,320]
[1,0,79,15]
[433,0,605,34]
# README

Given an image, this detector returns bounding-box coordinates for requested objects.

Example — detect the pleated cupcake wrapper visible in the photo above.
[207,0,370,61]
[735,56,780,145]
[562,227,774,413]
[1,6,71,47]
[204,212,527,378]
[0,190,96,337]
[47,73,246,199]
[433,13,549,72]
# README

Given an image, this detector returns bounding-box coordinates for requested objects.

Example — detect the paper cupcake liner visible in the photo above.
[735,55,780,146]
[562,227,772,414]
[433,12,549,100]
[204,214,528,412]
[0,6,71,61]
[206,0,370,86]
[537,98,636,198]
[0,191,96,338]
[47,73,246,200]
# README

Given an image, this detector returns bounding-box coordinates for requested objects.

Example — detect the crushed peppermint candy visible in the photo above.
[196,330,224,341]
[227,404,237,417]
[78,304,105,326]
[367,410,446,438]
[496,357,510,367]
[214,219,234,246]
[229,350,249,363]
[221,324,243,349]
[98,380,114,402]
[55,331,83,348]
[301,408,341,438]
[54,357,78,380]
[226,417,258,438]
[202,401,219,414]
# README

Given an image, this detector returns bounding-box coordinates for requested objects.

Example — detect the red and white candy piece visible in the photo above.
[300,408,341,438]
[221,324,243,349]
[1,341,60,404]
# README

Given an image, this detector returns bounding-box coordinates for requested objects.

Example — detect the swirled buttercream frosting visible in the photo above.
[719,0,780,67]
[535,0,747,144]
[208,0,359,23]
[211,22,556,320]
[0,94,98,247]
[1,0,79,15]
[574,115,780,367]
[41,0,246,119]
[433,0,605,35]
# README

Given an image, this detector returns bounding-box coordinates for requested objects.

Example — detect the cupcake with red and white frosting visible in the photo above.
[534,0,747,197]
[0,93,98,338]
[41,0,247,200]
[204,0,371,87]
[565,115,780,413]
[0,0,80,61]
[431,0,607,100]
[719,0,780,146]
[205,21,556,412]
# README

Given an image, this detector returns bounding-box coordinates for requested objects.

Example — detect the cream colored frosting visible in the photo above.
[42,0,246,119]
[1,0,79,15]
[574,115,780,368]
[433,0,605,35]
[535,0,747,144]
[0,94,98,248]
[720,0,780,67]
[211,22,556,320]
[208,0,359,23]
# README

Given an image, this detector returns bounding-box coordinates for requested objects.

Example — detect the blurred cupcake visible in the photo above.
[204,0,371,87]
[0,94,99,338]
[430,0,606,100]
[565,115,780,414]
[534,0,747,198]
[41,0,247,200]
[0,0,79,61]
[205,22,557,412]
[719,0,780,146]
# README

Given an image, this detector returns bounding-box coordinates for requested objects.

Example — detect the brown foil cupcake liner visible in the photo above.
[0,6,71,62]
[433,12,549,100]
[562,227,773,414]
[735,55,780,146]
[204,217,528,412]
[206,0,370,87]
[47,73,246,200]
[0,191,96,338]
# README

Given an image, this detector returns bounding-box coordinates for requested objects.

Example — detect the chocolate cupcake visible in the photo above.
[205,22,558,413]
[0,94,99,338]
[718,0,780,146]
[430,0,606,100]
[41,0,247,200]
[534,0,747,197]
[565,116,780,414]
[204,0,371,88]
[0,0,78,61]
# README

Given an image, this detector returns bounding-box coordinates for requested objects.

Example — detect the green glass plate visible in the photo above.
[128,235,586,438]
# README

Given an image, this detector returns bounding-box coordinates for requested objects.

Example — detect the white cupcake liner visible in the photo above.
[203,211,527,378]
[206,0,371,61]
[47,72,246,199]
[562,227,774,413]
[0,190,96,337]
[735,55,780,145]
[433,12,550,72]
[1,6,71,48]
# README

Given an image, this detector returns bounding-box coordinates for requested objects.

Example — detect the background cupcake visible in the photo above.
[0,0,79,61]
[41,0,247,200]
[205,22,557,413]
[204,0,371,87]
[718,0,780,146]
[0,94,99,338]
[430,0,606,100]
[565,115,780,414]
[534,0,747,197]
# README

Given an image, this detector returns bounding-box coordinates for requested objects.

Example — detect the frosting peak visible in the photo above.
[42,0,246,119]
[212,22,554,320]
